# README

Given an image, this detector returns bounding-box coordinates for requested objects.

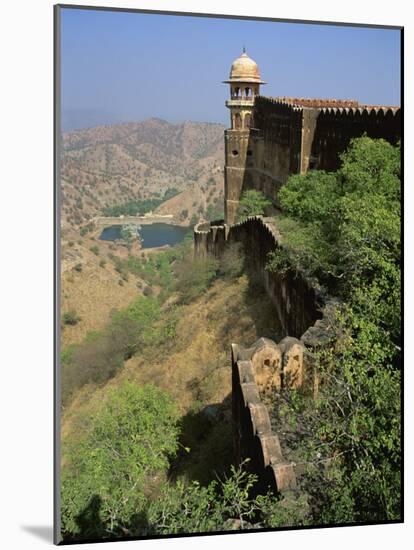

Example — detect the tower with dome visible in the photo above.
[223,49,266,224]
[221,49,400,226]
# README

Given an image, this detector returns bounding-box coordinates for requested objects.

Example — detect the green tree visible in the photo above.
[61,382,180,539]
[205,203,224,222]
[236,190,272,222]
[266,136,401,522]
[275,137,400,293]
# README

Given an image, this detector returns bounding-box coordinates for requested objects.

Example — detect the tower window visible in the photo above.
[234,113,242,130]
[232,150,239,156]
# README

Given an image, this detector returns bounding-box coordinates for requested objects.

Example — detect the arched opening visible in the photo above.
[244,113,251,129]
[234,113,242,130]
[245,87,250,97]
[232,150,239,156]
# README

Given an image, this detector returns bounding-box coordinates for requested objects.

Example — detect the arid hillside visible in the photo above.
[60,235,145,347]
[61,273,283,479]
[61,118,225,228]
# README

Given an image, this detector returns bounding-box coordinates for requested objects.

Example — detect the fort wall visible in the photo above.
[252,96,401,178]
[231,339,298,494]
[195,216,338,492]
[218,57,401,495]
[195,216,325,337]
[223,97,402,219]
[310,106,401,172]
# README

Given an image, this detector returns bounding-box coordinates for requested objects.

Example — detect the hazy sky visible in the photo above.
[60,7,401,131]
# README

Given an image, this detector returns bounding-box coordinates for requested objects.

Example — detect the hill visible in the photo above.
[61,272,283,470]
[60,235,147,347]
[61,118,225,228]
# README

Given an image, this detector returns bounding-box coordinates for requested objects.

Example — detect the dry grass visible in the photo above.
[61,274,282,448]
[60,238,142,347]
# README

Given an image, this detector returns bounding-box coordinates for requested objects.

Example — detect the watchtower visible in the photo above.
[223,49,266,224]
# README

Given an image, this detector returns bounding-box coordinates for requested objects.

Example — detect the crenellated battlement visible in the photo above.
[202,51,401,496]
[195,216,338,493]
[222,93,401,223]
[195,215,336,343]
[258,94,400,115]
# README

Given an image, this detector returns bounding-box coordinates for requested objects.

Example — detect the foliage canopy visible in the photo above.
[267,136,401,522]
[61,382,180,538]
[236,189,272,222]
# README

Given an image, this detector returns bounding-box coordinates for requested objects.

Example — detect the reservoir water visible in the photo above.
[99,223,191,249]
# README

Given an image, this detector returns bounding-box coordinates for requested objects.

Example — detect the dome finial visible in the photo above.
[243,44,246,54]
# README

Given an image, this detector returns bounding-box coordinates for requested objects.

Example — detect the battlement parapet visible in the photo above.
[195,215,340,494]
[194,215,331,337]
[231,340,298,494]
[258,95,401,116]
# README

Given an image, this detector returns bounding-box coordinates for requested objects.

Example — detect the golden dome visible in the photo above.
[223,50,266,84]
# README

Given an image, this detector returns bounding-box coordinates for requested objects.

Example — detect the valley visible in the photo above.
[60,118,225,348]
[60,118,225,231]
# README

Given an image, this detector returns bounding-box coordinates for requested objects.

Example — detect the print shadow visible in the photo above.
[21,525,53,543]
[64,495,152,542]
[168,394,234,486]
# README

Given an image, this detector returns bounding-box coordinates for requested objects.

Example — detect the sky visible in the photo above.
[60,7,401,131]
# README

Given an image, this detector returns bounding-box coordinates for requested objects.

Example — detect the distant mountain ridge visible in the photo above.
[61,118,225,228]
[61,109,128,132]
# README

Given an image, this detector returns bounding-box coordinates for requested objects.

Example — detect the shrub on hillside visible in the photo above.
[61,296,163,404]
[61,382,180,540]
[236,190,271,222]
[62,310,81,326]
[174,255,219,304]
[219,242,245,279]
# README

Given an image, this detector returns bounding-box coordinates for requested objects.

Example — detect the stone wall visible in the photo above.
[252,96,401,180]
[195,216,338,493]
[253,97,303,184]
[194,216,325,338]
[231,324,337,494]
[223,94,400,223]
[231,339,298,494]
[310,106,401,172]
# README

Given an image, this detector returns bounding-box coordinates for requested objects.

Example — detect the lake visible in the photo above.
[99,223,191,249]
